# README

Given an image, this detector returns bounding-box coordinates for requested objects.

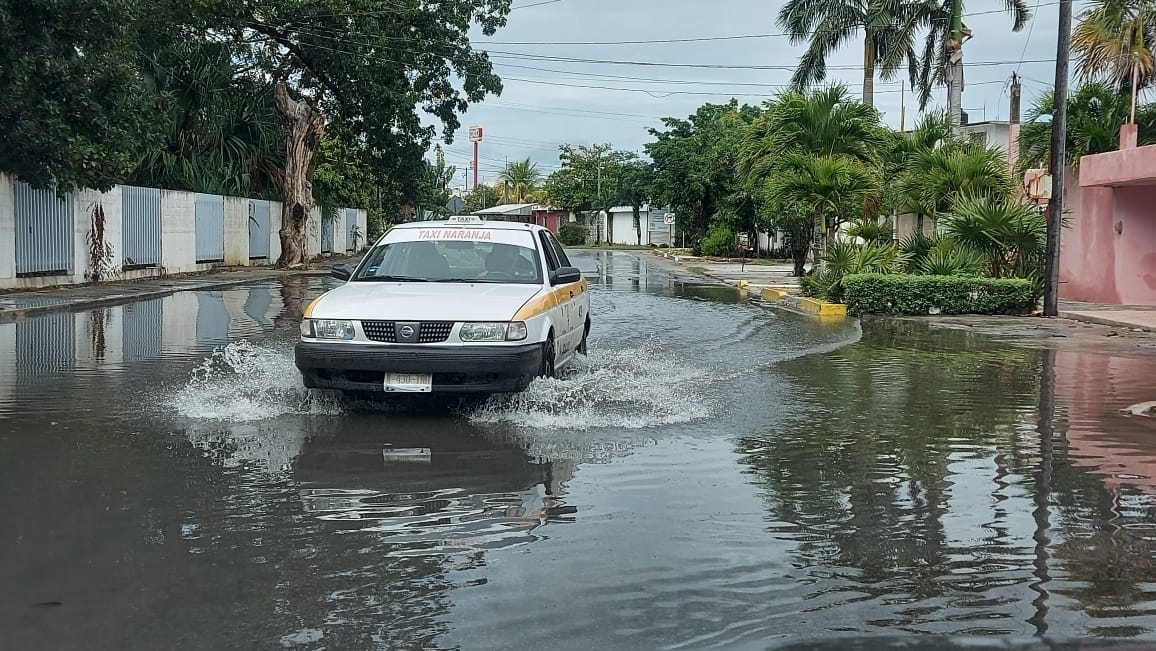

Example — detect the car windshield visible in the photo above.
[352,234,543,284]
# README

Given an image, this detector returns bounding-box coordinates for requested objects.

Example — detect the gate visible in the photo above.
[14,182,73,276]
[194,193,225,262]
[249,200,270,259]
[345,209,357,251]
[121,185,162,268]
[321,216,334,253]
[122,298,163,363]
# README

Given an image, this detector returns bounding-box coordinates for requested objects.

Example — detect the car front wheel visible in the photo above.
[538,334,556,378]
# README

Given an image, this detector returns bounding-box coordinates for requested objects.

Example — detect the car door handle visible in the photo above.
[569,290,574,298]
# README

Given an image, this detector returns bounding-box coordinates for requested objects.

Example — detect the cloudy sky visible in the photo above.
[434,0,1074,191]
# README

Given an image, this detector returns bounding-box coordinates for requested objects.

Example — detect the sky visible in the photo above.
[432,0,1077,192]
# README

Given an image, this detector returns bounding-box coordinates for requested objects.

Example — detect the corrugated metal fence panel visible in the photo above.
[194,193,225,262]
[248,200,271,259]
[321,217,334,253]
[14,182,73,275]
[121,185,162,267]
[346,209,357,251]
[17,312,75,377]
[122,298,163,363]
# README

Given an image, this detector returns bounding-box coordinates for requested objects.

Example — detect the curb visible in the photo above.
[1059,311,1153,333]
[758,288,849,320]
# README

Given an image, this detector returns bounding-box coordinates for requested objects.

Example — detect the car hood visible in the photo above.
[309,282,542,322]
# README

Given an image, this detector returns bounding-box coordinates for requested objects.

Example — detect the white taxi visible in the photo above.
[294,216,591,394]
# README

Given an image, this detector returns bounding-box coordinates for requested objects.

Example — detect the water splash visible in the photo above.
[170,340,342,421]
[468,339,717,431]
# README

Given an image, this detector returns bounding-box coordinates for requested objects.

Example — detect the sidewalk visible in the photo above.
[651,250,801,294]
[0,254,359,322]
[1060,301,1156,332]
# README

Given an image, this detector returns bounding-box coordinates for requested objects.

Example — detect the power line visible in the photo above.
[488,50,1057,71]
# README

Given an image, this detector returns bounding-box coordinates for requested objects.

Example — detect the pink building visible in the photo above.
[1061,127,1156,306]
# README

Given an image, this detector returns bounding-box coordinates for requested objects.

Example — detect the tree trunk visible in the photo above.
[273,81,325,267]
[862,32,875,107]
[792,246,807,276]
[632,203,642,245]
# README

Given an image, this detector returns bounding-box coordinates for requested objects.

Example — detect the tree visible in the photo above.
[0,0,158,190]
[942,194,1047,279]
[915,0,1032,122]
[1072,0,1156,118]
[1018,83,1156,170]
[498,158,543,203]
[464,185,500,213]
[206,0,511,266]
[894,142,1013,219]
[777,0,925,106]
[612,159,655,245]
[767,154,880,265]
[544,144,622,213]
[414,147,457,218]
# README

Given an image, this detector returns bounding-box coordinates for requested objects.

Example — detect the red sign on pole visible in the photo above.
[469,125,484,142]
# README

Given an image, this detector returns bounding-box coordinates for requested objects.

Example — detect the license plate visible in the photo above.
[384,373,432,393]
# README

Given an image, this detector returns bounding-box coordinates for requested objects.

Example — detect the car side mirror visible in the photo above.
[330,263,353,281]
[550,266,582,286]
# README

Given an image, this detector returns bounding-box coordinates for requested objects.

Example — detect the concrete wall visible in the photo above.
[1062,147,1156,305]
[893,212,936,240]
[0,173,367,289]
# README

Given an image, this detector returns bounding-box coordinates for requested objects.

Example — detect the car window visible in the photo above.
[538,232,560,271]
[546,232,571,267]
[353,238,542,283]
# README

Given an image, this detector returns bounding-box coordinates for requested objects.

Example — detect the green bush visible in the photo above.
[558,221,587,246]
[843,274,1039,316]
[699,227,735,257]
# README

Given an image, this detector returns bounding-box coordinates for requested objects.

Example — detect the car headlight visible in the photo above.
[301,319,355,340]
[460,322,528,342]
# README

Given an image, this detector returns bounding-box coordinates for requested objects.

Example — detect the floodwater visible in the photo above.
[2,251,1156,650]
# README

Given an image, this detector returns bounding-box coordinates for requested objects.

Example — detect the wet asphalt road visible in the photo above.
[3,251,1156,650]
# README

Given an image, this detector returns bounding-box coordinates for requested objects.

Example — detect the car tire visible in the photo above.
[577,319,590,355]
[538,333,556,378]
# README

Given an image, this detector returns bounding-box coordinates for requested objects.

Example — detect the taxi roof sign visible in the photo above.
[447,215,483,224]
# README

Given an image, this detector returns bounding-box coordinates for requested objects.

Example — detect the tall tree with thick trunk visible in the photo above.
[273,82,325,267]
[777,0,925,107]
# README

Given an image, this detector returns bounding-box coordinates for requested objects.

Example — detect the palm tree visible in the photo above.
[894,142,1013,220]
[498,158,543,203]
[942,194,1047,278]
[1018,82,1156,170]
[768,153,880,263]
[915,0,1033,121]
[1072,0,1156,121]
[738,85,883,185]
[777,0,926,106]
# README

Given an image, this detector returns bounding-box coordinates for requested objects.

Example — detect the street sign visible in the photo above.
[663,212,675,225]
[468,125,484,142]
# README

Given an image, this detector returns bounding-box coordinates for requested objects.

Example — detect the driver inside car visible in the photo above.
[483,243,534,279]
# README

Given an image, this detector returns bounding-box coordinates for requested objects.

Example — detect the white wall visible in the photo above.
[0,173,368,288]
[0,175,14,284]
[223,197,249,266]
[608,211,637,246]
[161,190,199,275]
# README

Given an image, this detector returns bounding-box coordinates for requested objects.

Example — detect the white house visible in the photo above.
[602,205,675,246]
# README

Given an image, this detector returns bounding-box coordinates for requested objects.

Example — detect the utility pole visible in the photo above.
[1009,72,1022,173]
[1043,0,1073,317]
[1010,73,1021,124]
[946,0,968,132]
[900,79,906,132]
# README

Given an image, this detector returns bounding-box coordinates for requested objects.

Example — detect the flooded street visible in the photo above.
[4,250,1156,650]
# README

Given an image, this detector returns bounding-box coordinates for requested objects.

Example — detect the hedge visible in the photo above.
[558,221,587,246]
[842,274,1039,316]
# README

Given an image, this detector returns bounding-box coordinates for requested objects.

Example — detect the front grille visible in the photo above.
[418,322,454,343]
[361,320,396,342]
[359,320,454,343]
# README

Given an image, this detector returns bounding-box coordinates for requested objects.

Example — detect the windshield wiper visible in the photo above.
[355,275,431,282]
[429,278,504,283]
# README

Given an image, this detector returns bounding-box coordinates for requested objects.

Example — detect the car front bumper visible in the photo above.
[294,341,543,393]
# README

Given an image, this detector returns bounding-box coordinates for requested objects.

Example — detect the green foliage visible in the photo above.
[1071,0,1156,91]
[843,274,1040,315]
[464,185,500,213]
[917,241,988,276]
[498,158,543,203]
[806,240,908,301]
[700,227,736,257]
[894,142,1014,217]
[0,0,157,190]
[1019,83,1156,170]
[776,0,925,105]
[845,218,894,244]
[413,147,456,217]
[942,194,1047,278]
[558,222,587,246]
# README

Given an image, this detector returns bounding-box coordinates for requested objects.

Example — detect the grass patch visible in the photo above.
[687,266,709,275]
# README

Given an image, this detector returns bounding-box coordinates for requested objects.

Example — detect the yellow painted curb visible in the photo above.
[799,297,848,316]
[761,287,788,301]
[737,280,749,288]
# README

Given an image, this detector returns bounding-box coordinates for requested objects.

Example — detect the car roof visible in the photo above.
[392,217,545,232]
